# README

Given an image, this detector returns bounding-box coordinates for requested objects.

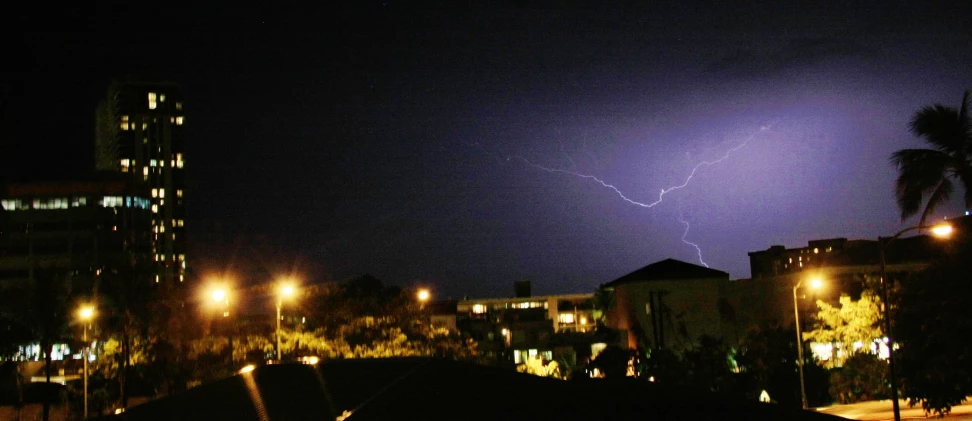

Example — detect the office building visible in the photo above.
[95,81,187,283]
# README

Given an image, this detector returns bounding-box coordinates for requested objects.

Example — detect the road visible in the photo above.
[816,400,972,420]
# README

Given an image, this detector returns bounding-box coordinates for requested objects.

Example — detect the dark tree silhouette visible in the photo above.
[890,90,972,226]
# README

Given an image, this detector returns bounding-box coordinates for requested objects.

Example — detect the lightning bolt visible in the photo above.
[511,122,775,209]
[677,205,708,267]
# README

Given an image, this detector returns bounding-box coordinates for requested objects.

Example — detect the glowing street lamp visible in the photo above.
[276,282,296,362]
[417,289,430,303]
[880,222,954,421]
[78,305,96,420]
[793,277,823,410]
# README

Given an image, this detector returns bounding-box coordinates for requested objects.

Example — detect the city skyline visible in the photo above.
[3,2,971,298]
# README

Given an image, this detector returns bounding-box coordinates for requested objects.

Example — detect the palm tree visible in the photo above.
[890,90,972,226]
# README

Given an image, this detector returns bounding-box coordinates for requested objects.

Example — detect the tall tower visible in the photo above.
[95,81,187,283]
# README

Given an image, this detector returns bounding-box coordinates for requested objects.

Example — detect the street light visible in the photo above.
[793,277,823,410]
[417,288,430,309]
[78,305,95,420]
[209,286,232,364]
[880,222,953,421]
[276,282,295,362]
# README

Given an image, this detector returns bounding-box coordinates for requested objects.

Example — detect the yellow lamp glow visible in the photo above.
[417,289,430,302]
[931,223,953,238]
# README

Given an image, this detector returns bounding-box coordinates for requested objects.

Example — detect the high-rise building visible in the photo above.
[95,81,187,283]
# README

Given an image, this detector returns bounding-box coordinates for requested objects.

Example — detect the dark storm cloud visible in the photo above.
[706,37,873,78]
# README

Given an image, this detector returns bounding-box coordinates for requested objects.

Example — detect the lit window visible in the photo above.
[120,159,129,167]
[71,197,87,207]
[120,115,129,130]
[175,101,183,110]
[159,94,166,102]
[155,275,159,283]
[143,167,148,175]
[159,189,165,198]
[176,190,183,198]
[100,196,124,208]
[558,313,575,324]
[151,204,158,213]
[148,92,157,109]
[177,219,184,227]
[179,254,185,261]
[143,137,148,144]
[169,117,174,123]
[150,159,157,167]
[175,116,184,125]
[472,304,486,314]
[142,123,148,130]
[151,189,158,198]
[813,248,819,254]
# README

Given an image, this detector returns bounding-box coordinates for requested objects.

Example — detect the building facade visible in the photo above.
[602,259,733,352]
[456,285,596,365]
[95,81,187,283]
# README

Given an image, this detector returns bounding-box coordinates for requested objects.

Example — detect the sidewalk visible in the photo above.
[816,399,972,420]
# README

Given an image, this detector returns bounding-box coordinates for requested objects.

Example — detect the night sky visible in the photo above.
[3,2,971,298]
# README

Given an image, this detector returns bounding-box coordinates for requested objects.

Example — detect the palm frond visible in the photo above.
[909,105,964,153]
[890,149,950,220]
[918,179,953,227]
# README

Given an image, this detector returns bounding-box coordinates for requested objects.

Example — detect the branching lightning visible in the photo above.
[498,121,776,267]
[512,122,775,209]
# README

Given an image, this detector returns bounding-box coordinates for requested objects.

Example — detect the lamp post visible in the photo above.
[793,277,822,410]
[210,288,231,363]
[276,284,295,362]
[78,306,95,420]
[879,222,953,421]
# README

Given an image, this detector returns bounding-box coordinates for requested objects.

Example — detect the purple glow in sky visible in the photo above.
[4,2,971,298]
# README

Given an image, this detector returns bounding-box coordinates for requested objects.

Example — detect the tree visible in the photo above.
[889,90,972,226]
[896,245,972,416]
[829,354,889,404]
[804,290,884,368]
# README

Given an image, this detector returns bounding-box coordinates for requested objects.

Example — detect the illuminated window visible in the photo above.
[558,313,575,324]
[159,189,165,198]
[159,94,166,102]
[120,115,129,130]
[179,254,185,261]
[176,190,183,198]
[169,117,174,123]
[155,275,159,283]
[143,167,149,176]
[151,189,158,198]
[175,116,184,125]
[143,137,148,144]
[100,196,124,208]
[148,92,157,109]
[142,122,148,130]
[71,197,87,207]
[150,159,157,167]
[813,248,819,254]
[175,101,182,110]
[151,204,158,213]
[472,304,486,314]
[1,199,28,211]
[177,219,184,227]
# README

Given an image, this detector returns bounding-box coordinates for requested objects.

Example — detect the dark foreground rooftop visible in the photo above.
[112,358,843,421]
